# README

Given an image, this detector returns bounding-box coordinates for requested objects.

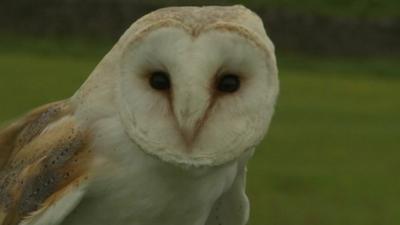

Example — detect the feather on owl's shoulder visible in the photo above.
[0,100,92,225]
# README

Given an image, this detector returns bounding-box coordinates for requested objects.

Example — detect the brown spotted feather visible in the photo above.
[0,100,92,225]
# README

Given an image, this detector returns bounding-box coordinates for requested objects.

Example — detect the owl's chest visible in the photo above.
[62,128,237,225]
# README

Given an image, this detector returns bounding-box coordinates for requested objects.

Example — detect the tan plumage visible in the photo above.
[0,101,91,225]
[0,5,279,225]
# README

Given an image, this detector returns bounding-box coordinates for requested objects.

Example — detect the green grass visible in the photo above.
[249,56,400,225]
[0,38,399,225]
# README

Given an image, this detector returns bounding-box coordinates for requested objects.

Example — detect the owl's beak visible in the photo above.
[172,86,210,147]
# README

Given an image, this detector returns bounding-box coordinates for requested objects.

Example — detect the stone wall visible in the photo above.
[0,0,399,56]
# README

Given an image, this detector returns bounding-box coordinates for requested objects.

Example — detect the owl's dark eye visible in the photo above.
[149,71,170,90]
[217,74,240,93]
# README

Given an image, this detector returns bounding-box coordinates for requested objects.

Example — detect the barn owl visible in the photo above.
[0,5,278,225]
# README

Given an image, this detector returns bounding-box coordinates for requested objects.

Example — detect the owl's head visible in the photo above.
[75,5,279,167]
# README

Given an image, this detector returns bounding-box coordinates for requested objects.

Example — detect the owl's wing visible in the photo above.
[205,152,253,225]
[0,101,92,225]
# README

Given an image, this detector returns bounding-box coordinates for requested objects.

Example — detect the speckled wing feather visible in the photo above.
[0,101,92,225]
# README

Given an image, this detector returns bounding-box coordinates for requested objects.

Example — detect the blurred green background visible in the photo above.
[0,1,399,225]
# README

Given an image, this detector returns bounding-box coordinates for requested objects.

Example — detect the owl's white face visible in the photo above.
[117,26,278,167]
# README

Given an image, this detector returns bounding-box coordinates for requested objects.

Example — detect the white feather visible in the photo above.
[7,5,279,225]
